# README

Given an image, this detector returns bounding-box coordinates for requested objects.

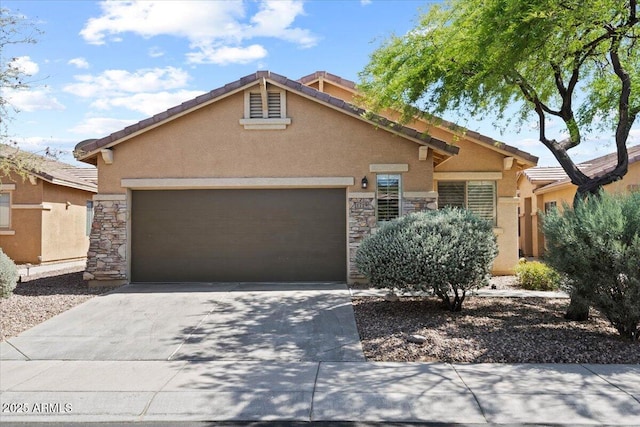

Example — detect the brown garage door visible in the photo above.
[131,189,346,282]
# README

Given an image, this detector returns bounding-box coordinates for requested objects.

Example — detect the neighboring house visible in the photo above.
[75,71,537,287]
[518,144,640,257]
[0,145,98,265]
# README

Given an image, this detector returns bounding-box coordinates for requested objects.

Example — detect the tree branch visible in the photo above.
[608,35,632,178]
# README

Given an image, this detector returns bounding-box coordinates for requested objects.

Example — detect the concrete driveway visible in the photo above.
[1,282,365,362]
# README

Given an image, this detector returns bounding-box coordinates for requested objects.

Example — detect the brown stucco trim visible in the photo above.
[120,177,356,190]
[74,71,459,164]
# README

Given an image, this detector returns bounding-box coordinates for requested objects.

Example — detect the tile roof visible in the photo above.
[0,144,97,192]
[75,71,460,162]
[298,71,538,166]
[527,145,640,191]
[521,166,569,184]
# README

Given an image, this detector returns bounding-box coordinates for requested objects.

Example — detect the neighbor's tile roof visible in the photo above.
[521,166,569,184]
[527,145,640,191]
[76,71,460,162]
[299,71,538,166]
[0,144,97,192]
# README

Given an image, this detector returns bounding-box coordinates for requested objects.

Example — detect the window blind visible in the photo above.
[0,193,9,228]
[438,181,496,223]
[377,174,401,222]
[467,181,495,222]
[438,182,465,208]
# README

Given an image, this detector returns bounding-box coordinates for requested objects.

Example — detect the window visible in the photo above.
[86,200,94,236]
[0,193,9,228]
[544,201,557,213]
[438,181,496,224]
[376,174,401,222]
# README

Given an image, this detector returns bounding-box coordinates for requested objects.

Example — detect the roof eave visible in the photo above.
[76,71,460,162]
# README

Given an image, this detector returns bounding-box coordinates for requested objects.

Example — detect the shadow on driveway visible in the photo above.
[2,282,365,362]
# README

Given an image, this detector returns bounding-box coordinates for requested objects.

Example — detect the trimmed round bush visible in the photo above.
[0,249,18,298]
[355,208,498,311]
[543,191,640,341]
[514,259,561,291]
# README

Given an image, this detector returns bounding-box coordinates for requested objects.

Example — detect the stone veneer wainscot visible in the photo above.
[84,195,128,287]
[348,191,438,282]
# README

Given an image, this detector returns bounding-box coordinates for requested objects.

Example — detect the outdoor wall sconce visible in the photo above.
[361,176,369,189]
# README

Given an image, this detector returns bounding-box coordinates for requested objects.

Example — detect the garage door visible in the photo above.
[131,189,346,282]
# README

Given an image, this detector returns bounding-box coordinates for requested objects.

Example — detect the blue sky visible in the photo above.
[3,0,637,167]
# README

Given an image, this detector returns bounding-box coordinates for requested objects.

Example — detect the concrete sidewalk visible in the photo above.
[1,361,639,424]
[17,260,86,282]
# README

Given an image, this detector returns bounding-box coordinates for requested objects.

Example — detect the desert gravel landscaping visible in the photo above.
[353,296,640,364]
[0,272,119,341]
[2,273,638,363]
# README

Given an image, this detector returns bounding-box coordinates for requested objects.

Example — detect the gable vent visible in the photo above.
[267,92,281,118]
[249,93,263,119]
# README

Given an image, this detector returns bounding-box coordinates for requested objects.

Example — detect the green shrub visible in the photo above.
[0,249,18,298]
[543,191,640,341]
[355,208,498,311]
[514,259,561,291]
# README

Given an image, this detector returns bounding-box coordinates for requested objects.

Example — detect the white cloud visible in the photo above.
[64,66,190,98]
[10,136,56,152]
[91,90,206,115]
[360,0,372,5]
[80,0,246,44]
[513,137,541,148]
[5,88,65,112]
[68,57,90,69]
[186,44,267,65]
[69,117,138,136]
[9,56,39,76]
[148,46,165,58]
[80,0,317,65]
[247,1,316,48]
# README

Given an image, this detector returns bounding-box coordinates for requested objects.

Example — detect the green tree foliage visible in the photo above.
[543,192,640,341]
[359,0,639,200]
[0,248,18,298]
[355,209,498,312]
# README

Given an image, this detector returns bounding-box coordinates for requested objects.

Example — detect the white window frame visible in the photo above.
[437,180,497,224]
[376,174,402,223]
[239,86,291,130]
[86,200,94,236]
[0,192,11,229]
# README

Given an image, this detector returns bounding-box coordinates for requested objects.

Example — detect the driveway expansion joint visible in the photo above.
[451,363,490,424]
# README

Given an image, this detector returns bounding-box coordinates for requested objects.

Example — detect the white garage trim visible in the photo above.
[121,177,355,190]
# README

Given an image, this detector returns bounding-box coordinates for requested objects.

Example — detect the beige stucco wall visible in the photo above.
[40,182,92,263]
[0,172,93,265]
[97,89,434,194]
[518,160,640,257]
[0,173,43,264]
[89,81,531,279]
[434,139,522,274]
